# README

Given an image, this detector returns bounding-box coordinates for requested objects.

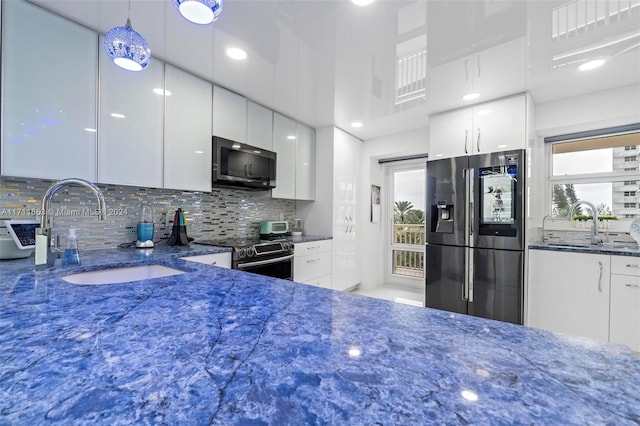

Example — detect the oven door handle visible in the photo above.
[236,254,294,269]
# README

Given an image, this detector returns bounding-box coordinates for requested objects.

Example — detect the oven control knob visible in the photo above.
[247,247,256,257]
[237,248,247,258]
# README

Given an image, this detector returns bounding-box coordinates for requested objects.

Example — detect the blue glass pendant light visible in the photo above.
[104,1,150,71]
[173,0,223,25]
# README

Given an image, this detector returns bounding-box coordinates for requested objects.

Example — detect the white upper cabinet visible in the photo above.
[429,93,526,159]
[98,46,164,188]
[164,65,212,192]
[1,0,98,181]
[246,101,273,151]
[295,123,315,201]
[212,85,246,143]
[271,113,297,199]
[428,108,473,159]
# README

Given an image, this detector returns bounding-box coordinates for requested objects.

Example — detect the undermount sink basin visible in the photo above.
[61,264,186,285]
[544,243,590,249]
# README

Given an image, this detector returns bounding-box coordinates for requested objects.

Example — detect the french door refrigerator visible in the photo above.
[425,150,525,325]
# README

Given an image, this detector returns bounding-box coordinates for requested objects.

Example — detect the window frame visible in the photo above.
[545,130,640,218]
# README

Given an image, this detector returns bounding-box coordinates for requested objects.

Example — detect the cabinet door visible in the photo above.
[98,47,164,187]
[271,113,296,199]
[2,1,97,180]
[473,94,526,154]
[164,65,212,192]
[428,108,472,159]
[332,129,361,291]
[212,85,246,143]
[609,273,640,352]
[527,250,611,342]
[295,123,315,201]
[246,101,273,151]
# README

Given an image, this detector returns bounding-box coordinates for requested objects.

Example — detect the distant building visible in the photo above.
[612,145,640,218]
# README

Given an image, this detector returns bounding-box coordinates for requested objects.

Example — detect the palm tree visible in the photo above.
[394,201,414,223]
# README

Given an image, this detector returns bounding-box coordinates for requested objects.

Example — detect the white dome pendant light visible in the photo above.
[104,0,151,71]
[173,0,223,25]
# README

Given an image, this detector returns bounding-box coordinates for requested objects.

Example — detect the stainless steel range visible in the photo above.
[196,238,294,280]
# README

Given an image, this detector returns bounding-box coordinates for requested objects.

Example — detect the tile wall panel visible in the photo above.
[0,177,295,251]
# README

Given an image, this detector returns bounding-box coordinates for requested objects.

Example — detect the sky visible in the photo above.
[394,169,426,212]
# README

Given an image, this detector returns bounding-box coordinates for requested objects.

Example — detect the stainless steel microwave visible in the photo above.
[212,136,277,190]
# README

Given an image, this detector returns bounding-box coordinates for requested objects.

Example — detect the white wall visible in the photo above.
[358,126,428,290]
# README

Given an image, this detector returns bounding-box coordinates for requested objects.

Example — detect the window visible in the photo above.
[384,160,425,288]
[549,129,640,219]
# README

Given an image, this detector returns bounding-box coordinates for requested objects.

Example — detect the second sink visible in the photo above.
[61,264,186,285]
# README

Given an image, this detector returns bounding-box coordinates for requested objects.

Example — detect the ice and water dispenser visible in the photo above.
[432,201,454,234]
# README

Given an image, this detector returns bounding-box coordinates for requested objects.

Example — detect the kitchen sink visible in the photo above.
[61,264,186,285]
[543,243,590,249]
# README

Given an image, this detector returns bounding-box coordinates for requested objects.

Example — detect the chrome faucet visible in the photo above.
[567,200,601,246]
[35,178,106,269]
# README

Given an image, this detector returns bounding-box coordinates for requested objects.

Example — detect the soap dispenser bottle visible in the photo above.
[61,228,80,266]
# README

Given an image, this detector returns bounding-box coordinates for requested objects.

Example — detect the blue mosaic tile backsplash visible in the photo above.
[0,177,296,251]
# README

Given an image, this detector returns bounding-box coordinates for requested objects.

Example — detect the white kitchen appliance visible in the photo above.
[0,219,39,259]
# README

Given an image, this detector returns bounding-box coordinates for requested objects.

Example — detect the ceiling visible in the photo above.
[29,0,640,141]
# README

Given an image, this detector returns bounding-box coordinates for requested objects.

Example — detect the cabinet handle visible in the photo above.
[626,264,639,268]
[597,261,603,292]
[307,258,320,264]
[306,246,321,251]
[464,129,468,154]
[625,284,640,288]
[476,127,481,152]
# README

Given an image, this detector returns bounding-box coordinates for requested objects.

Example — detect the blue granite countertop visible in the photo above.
[1,246,639,424]
[529,242,640,257]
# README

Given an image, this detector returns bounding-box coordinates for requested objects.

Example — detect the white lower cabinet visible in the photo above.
[527,249,610,342]
[180,252,231,269]
[528,249,640,352]
[294,240,332,289]
[609,256,640,352]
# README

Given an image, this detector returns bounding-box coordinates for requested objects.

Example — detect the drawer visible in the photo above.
[294,251,332,282]
[611,255,640,277]
[301,273,332,289]
[294,240,332,257]
[180,252,231,268]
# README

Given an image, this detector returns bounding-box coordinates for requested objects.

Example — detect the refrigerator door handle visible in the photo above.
[463,246,470,301]
[468,248,474,303]
[468,167,475,245]
[464,168,470,246]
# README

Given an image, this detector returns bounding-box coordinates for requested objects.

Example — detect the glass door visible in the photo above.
[384,161,426,288]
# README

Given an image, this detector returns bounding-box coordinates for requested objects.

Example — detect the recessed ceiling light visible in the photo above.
[351,121,363,128]
[226,47,247,60]
[153,88,172,96]
[462,92,480,101]
[110,113,125,119]
[497,144,508,148]
[84,128,97,133]
[286,135,297,140]
[194,150,204,154]
[352,0,374,5]
[578,58,607,72]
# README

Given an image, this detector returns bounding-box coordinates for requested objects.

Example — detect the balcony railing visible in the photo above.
[392,224,425,278]
[552,0,640,39]
[393,224,425,245]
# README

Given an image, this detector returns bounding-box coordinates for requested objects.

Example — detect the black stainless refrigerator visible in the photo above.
[425,150,525,325]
